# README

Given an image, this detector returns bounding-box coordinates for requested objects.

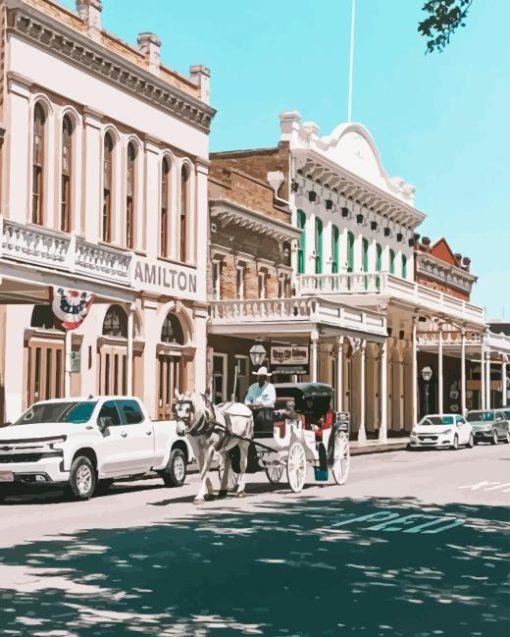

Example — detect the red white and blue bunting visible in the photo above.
[49,286,94,331]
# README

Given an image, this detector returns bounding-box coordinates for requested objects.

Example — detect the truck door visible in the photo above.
[115,399,154,474]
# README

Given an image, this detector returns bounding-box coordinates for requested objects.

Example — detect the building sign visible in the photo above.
[132,257,199,300]
[270,346,309,375]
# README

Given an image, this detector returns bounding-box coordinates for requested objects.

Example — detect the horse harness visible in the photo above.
[177,398,239,451]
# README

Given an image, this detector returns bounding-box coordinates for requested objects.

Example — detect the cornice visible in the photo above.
[416,252,477,292]
[8,6,216,134]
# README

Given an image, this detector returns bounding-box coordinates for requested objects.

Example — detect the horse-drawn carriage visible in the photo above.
[175,382,351,501]
[220,383,351,494]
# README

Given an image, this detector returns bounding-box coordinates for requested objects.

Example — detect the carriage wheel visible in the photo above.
[331,432,350,485]
[287,442,307,493]
[218,461,239,492]
[266,463,284,484]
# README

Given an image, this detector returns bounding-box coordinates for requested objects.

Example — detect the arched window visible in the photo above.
[347,231,355,272]
[315,218,323,274]
[161,312,184,345]
[362,238,369,271]
[402,254,408,279]
[161,157,170,257]
[61,115,73,232]
[102,305,127,337]
[389,249,396,275]
[126,142,137,249]
[297,210,306,274]
[332,225,340,273]
[102,132,114,243]
[32,103,46,225]
[180,164,189,262]
[31,305,56,330]
[376,243,382,271]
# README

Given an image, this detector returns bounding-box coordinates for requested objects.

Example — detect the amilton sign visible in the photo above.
[132,258,199,300]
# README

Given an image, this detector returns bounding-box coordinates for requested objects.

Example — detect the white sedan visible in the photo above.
[409,414,474,450]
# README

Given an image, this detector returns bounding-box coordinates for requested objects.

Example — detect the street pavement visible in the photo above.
[0,443,508,636]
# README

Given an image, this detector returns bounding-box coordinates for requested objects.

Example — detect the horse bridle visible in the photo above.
[174,395,218,437]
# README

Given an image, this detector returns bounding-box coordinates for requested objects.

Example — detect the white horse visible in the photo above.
[174,391,254,503]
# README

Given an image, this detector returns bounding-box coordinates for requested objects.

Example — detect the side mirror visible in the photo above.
[97,416,113,432]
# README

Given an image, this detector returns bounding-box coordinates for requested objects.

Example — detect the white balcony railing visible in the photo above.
[0,219,132,287]
[295,272,486,325]
[210,298,312,322]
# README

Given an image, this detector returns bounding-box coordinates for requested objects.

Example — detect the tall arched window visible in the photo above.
[32,103,46,225]
[315,218,323,274]
[402,254,408,279]
[161,312,184,345]
[389,249,396,275]
[126,142,136,249]
[180,164,189,262]
[376,243,382,271]
[161,157,170,257]
[102,305,127,337]
[332,225,340,273]
[347,231,355,272]
[102,132,114,243]
[297,210,306,274]
[61,115,73,232]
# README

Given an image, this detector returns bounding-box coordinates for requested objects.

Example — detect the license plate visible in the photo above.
[0,471,14,482]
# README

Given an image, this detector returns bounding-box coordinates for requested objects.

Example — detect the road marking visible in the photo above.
[458,481,510,492]
[330,510,464,534]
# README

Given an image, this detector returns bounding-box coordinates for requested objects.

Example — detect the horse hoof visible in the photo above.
[194,497,205,504]
[236,491,246,498]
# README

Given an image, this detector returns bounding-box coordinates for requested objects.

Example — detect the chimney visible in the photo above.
[137,33,161,76]
[76,0,102,40]
[190,65,210,104]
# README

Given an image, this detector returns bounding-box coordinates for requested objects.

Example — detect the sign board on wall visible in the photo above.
[270,346,309,375]
[131,257,201,301]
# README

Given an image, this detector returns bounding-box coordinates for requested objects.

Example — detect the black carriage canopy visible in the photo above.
[273,383,333,416]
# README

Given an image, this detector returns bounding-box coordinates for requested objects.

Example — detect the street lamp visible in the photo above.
[421,366,433,415]
[249,343,267,368]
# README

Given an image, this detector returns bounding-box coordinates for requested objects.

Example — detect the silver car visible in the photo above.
[466,409,510,445]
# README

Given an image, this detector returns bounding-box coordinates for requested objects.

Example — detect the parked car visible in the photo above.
[0,396,194,501]
[409,414,473,450]
[466,409,510,445]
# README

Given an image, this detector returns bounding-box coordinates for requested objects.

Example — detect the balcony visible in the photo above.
[0,218,132,287]
[295,272,486,326]
[209,297,387,339]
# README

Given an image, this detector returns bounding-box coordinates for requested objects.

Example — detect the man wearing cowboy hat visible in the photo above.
[244,366,276,408]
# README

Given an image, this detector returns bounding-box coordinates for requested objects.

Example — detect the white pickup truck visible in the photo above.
[0,396,194,501]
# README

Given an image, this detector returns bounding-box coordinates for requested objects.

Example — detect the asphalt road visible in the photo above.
[0,443,508,636]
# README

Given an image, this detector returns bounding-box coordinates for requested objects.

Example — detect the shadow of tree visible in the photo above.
[0,497,508,636]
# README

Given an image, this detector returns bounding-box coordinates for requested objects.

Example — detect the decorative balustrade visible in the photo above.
[210,298,312,322]
[295,271,486,324]
[0,218,132,287]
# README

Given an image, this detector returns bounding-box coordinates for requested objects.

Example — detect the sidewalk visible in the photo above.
[350,437,409,456]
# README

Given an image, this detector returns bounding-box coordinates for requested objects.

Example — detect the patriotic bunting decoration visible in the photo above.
[49,286,94,331]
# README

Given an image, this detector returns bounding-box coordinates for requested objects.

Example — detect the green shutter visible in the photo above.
[315,218,323,274]
[389,249,395,275]
[332,225,339,273]
[297,210,306,274]
[402,255,407,279]
[347,231,354,272]
[362,238,369,271]
[376,244,382,271]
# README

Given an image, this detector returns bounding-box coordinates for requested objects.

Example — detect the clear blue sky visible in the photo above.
[60,0,510,319]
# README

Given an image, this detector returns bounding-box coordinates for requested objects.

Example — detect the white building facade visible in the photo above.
[0,0,214,421]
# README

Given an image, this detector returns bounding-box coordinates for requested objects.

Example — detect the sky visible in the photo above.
[60,0,510,319]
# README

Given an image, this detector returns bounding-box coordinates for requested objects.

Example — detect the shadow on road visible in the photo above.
[0,496,508,636]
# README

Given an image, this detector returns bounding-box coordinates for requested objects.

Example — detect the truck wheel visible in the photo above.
[161,448,187,487]
[68,456,97,500]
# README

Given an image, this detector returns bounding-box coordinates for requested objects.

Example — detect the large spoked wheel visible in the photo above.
[218,460,239,492]
[266,463,284,484]
[287,442,306,493]
[331,432,351,485]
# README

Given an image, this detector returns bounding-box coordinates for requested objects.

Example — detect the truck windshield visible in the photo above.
[14,401,97,426]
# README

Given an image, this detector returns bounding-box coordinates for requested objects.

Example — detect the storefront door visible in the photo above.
[27,337,64,405]
[157,354,182,420]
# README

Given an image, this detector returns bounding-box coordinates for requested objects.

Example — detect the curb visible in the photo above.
[350,443,408,456]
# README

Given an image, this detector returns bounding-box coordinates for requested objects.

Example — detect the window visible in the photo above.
[180,164,189,262]
[236,265,245,300]
[61,115,73,232]
[212,260,222,300]
[103,305,127,337]
[161,157,170,257]
[32,103,46,225]
[297,210,306,274]
[402,254,408,279]
[362,238,369,271]
[278,275,290,298]
[258,271,266,299]
[116,399,144,425]
[126,142,137,249]
[161,312,184,345]
[389,249,396,275]
[31,305,56,329]
[347,231,355,272]
[97,401,121,427]
[102,133,114,242]
[315,217,323,274]
[376,243,382,271]
[332,225,340,273]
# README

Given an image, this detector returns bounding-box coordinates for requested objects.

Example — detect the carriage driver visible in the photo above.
[244,367,276,408]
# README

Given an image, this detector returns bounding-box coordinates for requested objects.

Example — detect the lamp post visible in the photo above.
[421,366,433,416]
[249,343,267,369]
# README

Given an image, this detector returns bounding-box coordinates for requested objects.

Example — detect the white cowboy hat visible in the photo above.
[252,366,272,377]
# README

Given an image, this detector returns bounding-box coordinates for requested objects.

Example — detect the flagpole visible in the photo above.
[347,0,356,123]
